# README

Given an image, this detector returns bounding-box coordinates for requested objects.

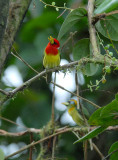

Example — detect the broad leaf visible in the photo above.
[108,141,118,160]
[84,40,99,76]
[88,107,103,125]
[74,126,107,143]
[21,12,62,42]
[116,94,118,101]
[89,94,118,126]
[96,14,118,41]
[58,8,87,41]
[95,0,105,7]
[73,38,99,76]
[73,38,90,60]
[94,0,118,14]
[0,149,5,160]
[83,63,99,76]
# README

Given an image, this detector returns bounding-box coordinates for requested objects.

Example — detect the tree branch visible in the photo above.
[88,0,100,57]
[92,143,105,159]
[0,0,9,52]
[4,125,118,159]
[0,0,32,76]
[51,72,56,126]
[1,125,118,137]
[0,56,118,107]
[51,81,100,109]
[102,148,118,160]
[92,10,118,25]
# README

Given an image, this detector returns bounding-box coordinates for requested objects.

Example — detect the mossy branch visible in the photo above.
[88,0,101,57]
[0,0,32,76]
[4,125,118,159]
[0,56,118,107]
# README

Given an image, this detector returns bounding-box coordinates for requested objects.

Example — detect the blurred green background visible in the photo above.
[1,0,118,159]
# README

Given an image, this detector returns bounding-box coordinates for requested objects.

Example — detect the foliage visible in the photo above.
[94,0,118,14]
[1,0,118,160]
[58,8,87,41]
[108,141,118,160]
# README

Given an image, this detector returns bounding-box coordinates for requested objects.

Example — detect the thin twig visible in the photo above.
[5,127,92,159]
[4,128,74,159]
[0,57,106,107]
[93,10,118,25]
[104,21,118,54]
[0,129,28,137]
[0,128,41,137]
[0,116,28,130]
[102,148,118,160]
[11,50,39,74]
[61,31,77,52]
[51,81,100,109]
[0,116,41,136]
[10,49,101,109]
[75,70,93,152]
[92,143,105,159]
[75,71,87,122]
[84,141,88,160]
[0,56,117,107]
[52,72,56,126]
[75,71,93,152]
[72,131,80,139]
[1,126,118,137]
[57,9,66,19]
[40,0,73,11]
[52,136,57,160]
[29,133,33,160]
[79,88,114,95]
[0,89,8,95]
[75,71,80,109]
[5,141,36,159]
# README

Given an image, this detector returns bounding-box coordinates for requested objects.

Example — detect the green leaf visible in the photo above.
[84,37,100,76]
[73,38,99,76]
[88,107,103,125]
[116,94,118,101]
[0,149,5,160]
[84,63,99,76]
[96,14,118,41]
[108,141,118,160]
[94,0,118,14]
[73,38,90,60]
[20,12,62,42]
[58,8,87,41]
[74,126,107,144]
[89,94,118,126]
[84,39,99,76]
[95,0,105,7]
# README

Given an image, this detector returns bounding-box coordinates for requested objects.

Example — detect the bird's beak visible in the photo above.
[62,102,69,106]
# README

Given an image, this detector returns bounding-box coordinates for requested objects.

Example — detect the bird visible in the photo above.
[43,36,60,83]
[62,99,93,150]
[62,99,86,127]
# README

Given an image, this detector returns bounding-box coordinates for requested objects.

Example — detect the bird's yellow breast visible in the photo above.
[68,107,75,114]
[43,51,60,69]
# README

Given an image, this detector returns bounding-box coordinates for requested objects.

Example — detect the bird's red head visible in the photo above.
[45,36,60,55]
[48,36,60,48]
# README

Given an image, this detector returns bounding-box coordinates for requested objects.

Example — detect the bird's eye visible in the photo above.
[54,41,57,45]
[68,100,75,105]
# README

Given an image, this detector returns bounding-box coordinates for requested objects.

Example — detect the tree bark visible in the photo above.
[0,0,9,54]
[0,0,32,76]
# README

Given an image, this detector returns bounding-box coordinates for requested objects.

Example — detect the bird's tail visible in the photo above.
[46,72,52,83]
